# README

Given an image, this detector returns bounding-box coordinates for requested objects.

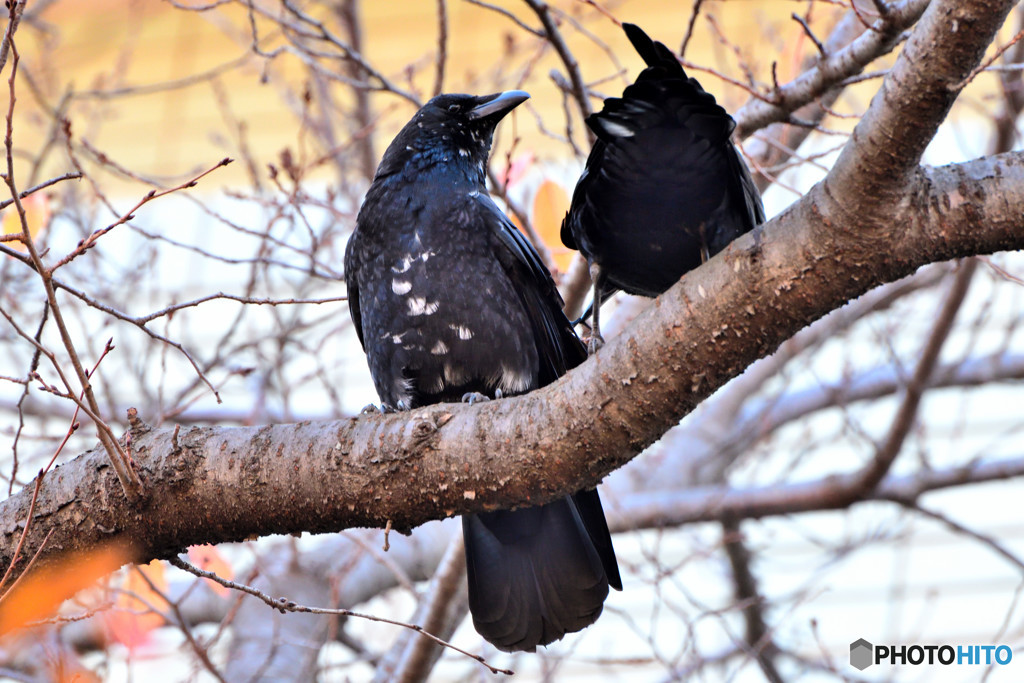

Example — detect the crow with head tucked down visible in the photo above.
[344,90,621,652]
[562,23,765,351]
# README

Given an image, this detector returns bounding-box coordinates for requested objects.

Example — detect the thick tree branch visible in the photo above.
[722,518,782,683]
[609,453,1024,529]
[716,350,1024,465]
[2,147,1023,583]
[733,0,929,140]
[823,0,1016,221]
[743,1,916,192]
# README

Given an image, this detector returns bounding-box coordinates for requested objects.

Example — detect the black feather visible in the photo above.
[562,23,765,346]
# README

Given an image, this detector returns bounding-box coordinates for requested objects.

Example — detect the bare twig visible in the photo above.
[846,260,977,499]
[953,25,1024,91]
[135,293,348,325]
[464,1,543,38]
[721,518,783,683]
[792,12,826,56]
[130,564,228,683]
[432,0,448,97]
[610,453,1024,529]
[47,158,233,273]
[524,0,594,139]
[733,0,929,140]
[2,22,142,499]
[680,0,706,57]
[0,171,81,211]
[269,0,421,106]
[387,534,468,683]
[901,501,1024,574]
[8,306,48,494]
[0,472,46,596]
[168,556,513,676]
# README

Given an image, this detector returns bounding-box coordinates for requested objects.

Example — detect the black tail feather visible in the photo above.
[463,494,619,652]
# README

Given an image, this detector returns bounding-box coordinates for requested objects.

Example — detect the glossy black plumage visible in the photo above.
[562,23,765,347]
[344,91,621,652]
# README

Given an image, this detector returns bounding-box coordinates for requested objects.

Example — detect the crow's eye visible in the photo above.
[448,104,461,113]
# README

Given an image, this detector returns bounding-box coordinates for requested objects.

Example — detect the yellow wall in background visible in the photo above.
[9,1,835,193]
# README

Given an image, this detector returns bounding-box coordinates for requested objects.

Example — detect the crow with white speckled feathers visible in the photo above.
[343,90,621,652]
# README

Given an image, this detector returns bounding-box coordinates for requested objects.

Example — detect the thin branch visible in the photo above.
[901,501,1024,574]
[2,26,142,500]
[271,0,421,106]
[47,158,233,274]
[50,282,224,403]
[9,305,48,494]
[846,259,976,499]
[387,534,468,683]
[464,0,543,38]
[721,518,783,683]
[0,527,53,609]
[679,0,706,58]
[791,12,826,57]
[135,293,348,325]
[0,471,45,596]
[432,0,448,97]
[953,25,1024,90]
[0,171,81,211]
[524,0,594,138]
[609,454,1024,532]
[130,564,228,683]
[168,556,512,677]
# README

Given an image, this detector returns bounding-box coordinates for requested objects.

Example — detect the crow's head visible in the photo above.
[375,90,529,180]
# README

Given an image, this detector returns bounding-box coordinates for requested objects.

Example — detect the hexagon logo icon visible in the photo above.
[850,638,873,671]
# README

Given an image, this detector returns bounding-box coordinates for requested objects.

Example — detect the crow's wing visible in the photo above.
[470,190,587,381]
[342,242,365,351]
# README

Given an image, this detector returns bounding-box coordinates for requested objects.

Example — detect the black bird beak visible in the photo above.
[468,90,530,121]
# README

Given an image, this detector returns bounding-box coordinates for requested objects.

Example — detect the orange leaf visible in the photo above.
[187,544,234,597]
[1,193,50,251]
[104,560,167,649]
[532,180,574,272]
[0,544,129,637]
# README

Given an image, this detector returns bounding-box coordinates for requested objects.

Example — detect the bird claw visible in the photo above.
[462,389,502,405]
[587,333,605,355]
[361,400,410,414]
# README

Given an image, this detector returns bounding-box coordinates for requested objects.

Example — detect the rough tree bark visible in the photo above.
[1,0,1020,594]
